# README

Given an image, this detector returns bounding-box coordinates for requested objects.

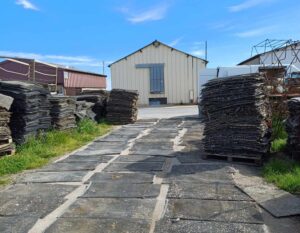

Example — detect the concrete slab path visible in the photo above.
[0,116,300,233]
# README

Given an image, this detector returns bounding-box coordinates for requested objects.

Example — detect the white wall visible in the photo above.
[110,43,206,105]
[260,44,300,69]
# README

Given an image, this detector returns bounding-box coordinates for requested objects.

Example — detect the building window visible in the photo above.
[136,63,165,93]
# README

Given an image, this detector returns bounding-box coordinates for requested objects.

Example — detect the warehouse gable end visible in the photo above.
[110,40,208,105]
[109,40,208,67]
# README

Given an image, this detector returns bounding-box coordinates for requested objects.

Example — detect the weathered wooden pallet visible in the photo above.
[202,153,262,166]
[0,148,15,156]
[0,138,13,146]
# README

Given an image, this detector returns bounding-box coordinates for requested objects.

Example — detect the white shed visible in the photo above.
[109,40,208,106]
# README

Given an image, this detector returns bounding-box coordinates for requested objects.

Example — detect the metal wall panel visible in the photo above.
[136,63,165,93]
[64,72,106,88]
[111,43,206,105]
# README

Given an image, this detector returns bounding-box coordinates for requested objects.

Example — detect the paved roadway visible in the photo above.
[138,105,199,119]
[0,107,299,232]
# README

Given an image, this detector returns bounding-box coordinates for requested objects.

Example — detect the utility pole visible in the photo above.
[102,61,105,75]
[205,41,208,61]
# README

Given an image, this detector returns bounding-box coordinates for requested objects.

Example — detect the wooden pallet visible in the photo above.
[202,153,262,166]
[0,148,15,157]
[0,138,12,145]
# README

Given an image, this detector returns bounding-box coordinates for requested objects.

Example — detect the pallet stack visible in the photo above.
[76,94,107,121]
[75,100,95,121]
[0,81,52,144]
[200,74,271,163]
[49,96,76,130]
[0,94,14,156]
[106,89,139,124]
[286,97,300,158]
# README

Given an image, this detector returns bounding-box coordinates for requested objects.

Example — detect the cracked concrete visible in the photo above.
[0,112,299,233]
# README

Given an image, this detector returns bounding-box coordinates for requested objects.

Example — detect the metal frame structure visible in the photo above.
[251,39,300,72]
[250,40,300,114]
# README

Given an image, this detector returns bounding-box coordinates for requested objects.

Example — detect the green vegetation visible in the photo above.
[262,116,300,193]
[270,117,288,153]
[0,119,111,178]
[263,158,300,194]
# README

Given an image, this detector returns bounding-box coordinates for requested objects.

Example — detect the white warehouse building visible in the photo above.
[109,40,208,106]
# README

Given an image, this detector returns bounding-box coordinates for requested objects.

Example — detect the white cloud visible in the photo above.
[235,26,275,37]
[190,50,205,57]
[16,0,39,11]
[168,37,183,47]
[0,50,106,68]
[189,41,206,58]
[124,4,169,23]
[228,0,274,12]
[44,55,93,63]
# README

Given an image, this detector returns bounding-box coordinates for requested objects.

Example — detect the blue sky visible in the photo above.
[1,0,300,89]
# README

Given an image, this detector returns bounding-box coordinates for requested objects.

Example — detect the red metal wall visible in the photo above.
[0,60,106,90]
[0,60,64,85]
[64,72,106,89]
[0,61,30,81]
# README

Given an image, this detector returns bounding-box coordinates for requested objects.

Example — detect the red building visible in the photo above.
[0,58,106,95]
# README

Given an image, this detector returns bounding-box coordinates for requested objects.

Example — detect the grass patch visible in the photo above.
[0,119,111,177]
[263,158,300,194]
[271,138,287,153]
[270,117,288,153]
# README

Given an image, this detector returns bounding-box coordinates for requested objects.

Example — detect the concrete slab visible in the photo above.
[115,155,167,163]
[137,118,159,123]
[109,129,142,136]
[131,143,173,151]
[87,143,128,150]
[171,164,235,174]
[154,219,266,233]
[168,182,252,201]
[143,133,178,139]
[82,183,161,198]
[234,165,300,217]
[45,218,151,233]
[259,206,300,233]
[90,141,128,147]
[94,136,132,142]
[135,138,173,143]
[63,198,156,219]
[40,161,98,172]
[74,148,122,156]
[0,184,75,217]
[240,185,300,217]
[0,217,38,233]
[129,149,175,157]
[89,172,154,183]
[104,162,164,172]
[162,164,234,184]
[162,173,234,184]
[176,154,206,164]
[18,171,87,183]
[165,199,263,224]
[59,155,113,163]
[122,124,151,129]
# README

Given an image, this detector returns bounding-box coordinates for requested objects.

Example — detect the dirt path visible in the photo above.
[0,118,299,233]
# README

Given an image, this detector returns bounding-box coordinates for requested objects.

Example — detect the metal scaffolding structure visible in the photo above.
[250,39,300,114]
[251,39,300,71]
